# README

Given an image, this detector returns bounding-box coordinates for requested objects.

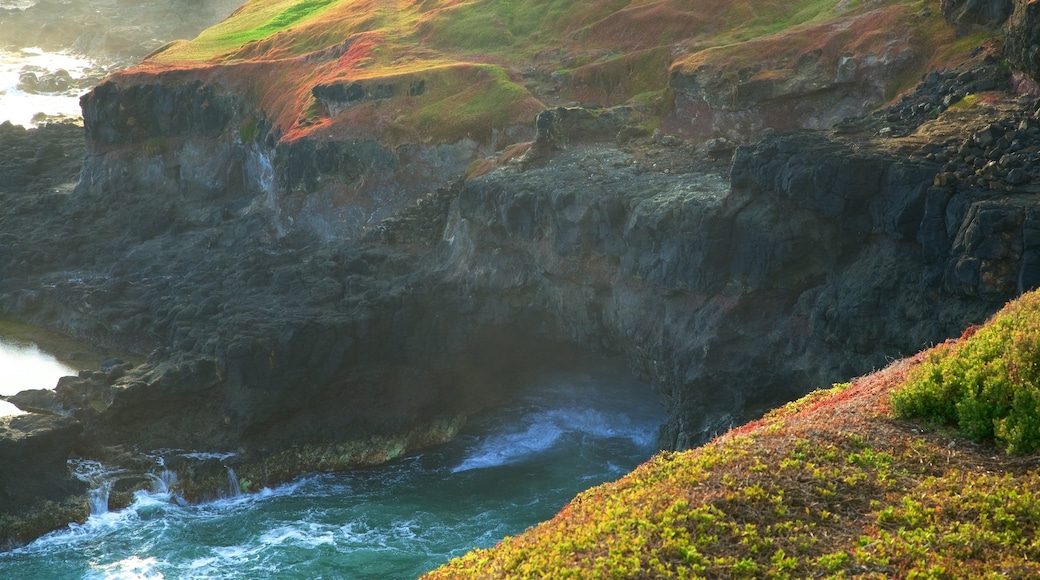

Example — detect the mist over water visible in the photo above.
[0,48,101,127]
[0,0,244,127]
[0,340,77,416]
[0,363,665,578]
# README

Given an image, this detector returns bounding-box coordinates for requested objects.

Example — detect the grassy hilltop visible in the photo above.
[424,291,1040,578]
[123,0,990,145]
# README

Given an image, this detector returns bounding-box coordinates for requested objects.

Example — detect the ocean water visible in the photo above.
[0,46,103,127]
[0,364,665,579]
[0,339,77,416]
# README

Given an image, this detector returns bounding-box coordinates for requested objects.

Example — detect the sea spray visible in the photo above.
[226,467,242,498]
[69,459,113,516]
[87,481,111,516]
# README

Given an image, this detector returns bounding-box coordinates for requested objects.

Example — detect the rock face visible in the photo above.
[942,0,1014,28]
[0,413,87,548]
[435,116,1020,447]
[5,0,1040,548]
[4,86,1032,458]
[1006,0,1040,81]
[0,415,83,514]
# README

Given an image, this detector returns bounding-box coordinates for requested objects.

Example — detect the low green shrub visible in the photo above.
[892,291,1040,453]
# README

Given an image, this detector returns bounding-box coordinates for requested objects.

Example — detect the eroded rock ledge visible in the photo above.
[4,83,1038,545]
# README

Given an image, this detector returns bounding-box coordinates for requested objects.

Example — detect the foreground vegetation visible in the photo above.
[425,291,1040,578]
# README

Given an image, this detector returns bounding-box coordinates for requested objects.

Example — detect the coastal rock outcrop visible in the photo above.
[1006,0,1040,81]
[0,413,87,548]
[666,5,949,141]
[942,0,1014,28]
[0,414,83,515]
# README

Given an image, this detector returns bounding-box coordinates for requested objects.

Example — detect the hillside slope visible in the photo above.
[425,291,1040,578]
[107,0,987,146]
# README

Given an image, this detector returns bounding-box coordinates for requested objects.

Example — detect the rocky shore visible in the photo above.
[2,0,1040,547]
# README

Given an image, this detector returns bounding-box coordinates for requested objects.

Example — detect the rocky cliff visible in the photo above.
[1,0,1040,546]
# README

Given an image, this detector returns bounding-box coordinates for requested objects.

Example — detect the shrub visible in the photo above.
[891,291,1040,453]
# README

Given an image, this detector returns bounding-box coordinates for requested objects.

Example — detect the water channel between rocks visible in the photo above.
[0,359,666,578]
[0,324,79,417]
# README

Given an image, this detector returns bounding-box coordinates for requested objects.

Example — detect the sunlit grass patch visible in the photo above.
[893,291,1040,454]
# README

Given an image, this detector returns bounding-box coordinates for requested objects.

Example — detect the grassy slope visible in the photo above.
[424,292,1040,579]
[120,0,992,145]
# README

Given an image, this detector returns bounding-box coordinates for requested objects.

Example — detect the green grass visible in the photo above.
[410,64,540,141]
[158,0,342,61]
[721,0,845,40]
[892,292,1040,454]
[250,0,339,40]
[420,0,629,54]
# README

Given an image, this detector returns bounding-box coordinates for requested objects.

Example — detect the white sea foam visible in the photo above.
[447,370,657,476]
[86,555,165,580]
[0,47,100,127]
[259,524,336,548]
[178,451,237,461]
[339,516,425,549]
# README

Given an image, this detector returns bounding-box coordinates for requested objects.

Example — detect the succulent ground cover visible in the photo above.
[425,292,1040,578]
[893,291,1040,454]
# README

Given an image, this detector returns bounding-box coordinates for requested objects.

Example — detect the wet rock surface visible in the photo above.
[0,414,87,548]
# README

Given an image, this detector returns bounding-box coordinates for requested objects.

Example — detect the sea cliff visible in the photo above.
[1,0,1039,549]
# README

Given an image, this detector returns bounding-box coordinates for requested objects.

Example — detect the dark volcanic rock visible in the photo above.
[81,80,242,146]
[438,130,1012,448]
[0,414,84,515]
[0,121,84,193]
[2,95,1033,463]
[1006,0,1040,80]
[942,0,1014,28]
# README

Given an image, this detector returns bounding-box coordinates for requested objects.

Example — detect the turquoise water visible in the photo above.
[0,363,664,579]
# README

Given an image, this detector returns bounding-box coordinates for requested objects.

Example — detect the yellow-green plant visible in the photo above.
[892,291,1040,453]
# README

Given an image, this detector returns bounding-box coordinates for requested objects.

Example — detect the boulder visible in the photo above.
[0,414,84,515]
